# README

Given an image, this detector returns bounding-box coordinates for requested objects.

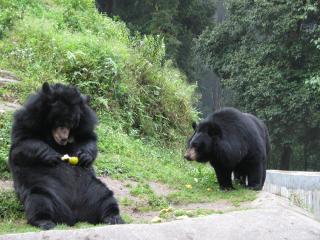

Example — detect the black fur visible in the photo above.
[185,107,270,190]
[9,83,123,229]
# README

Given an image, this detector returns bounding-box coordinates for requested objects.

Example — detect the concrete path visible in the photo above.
[1,192,319,240]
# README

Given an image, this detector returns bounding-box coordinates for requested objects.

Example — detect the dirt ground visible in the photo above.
[1,177,243,223]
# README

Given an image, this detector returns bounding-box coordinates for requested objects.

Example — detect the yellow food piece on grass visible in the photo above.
[185,184,192,189]
[207,188,212,192]
[194,178,199,183]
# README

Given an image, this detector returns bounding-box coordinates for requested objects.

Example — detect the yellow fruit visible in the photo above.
[68,157,79,165]
[207,188,212,192]
[185,184,192,189]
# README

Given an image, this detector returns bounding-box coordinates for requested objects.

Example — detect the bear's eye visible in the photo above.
[207,129,214,137]
[207,124,222,138]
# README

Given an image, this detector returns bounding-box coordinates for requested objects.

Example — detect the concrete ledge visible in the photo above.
[264,170,320,220]
[1,193,320,240]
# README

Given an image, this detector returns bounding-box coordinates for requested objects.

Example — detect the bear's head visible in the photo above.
[41,82,88,146]
[184,118,222,163]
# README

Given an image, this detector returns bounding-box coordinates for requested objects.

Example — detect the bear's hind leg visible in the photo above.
[247,161,264,190]
[100,195,124,225]
[25,194,57,230]
[233,167,247,187]
[80,180,124,225]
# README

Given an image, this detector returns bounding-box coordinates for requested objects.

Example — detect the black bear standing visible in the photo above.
[9,83,123,230]
[184,107,270,190]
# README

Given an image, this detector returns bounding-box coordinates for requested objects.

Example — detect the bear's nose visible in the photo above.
[191,142,199,148]
[184,154,191,161]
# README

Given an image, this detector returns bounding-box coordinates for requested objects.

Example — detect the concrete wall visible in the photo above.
[263,170,320,220]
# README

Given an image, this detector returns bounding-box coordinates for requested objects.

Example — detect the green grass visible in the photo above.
[0,113,12,180]
[0,114,256,235]
[95,117,256,207]
[159,208,221,220]
[0,0,257,235]
[0,0,198,142]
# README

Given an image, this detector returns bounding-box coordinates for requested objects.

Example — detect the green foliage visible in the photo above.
[0,113,12,179]
[0,190,24,220]
[0,0,34,38]
[0,0,257,233]
[195,0,320,170]
[0,0,198,141]
[110,0,215,78]
[130,183,169,210]
[95,118,256,206]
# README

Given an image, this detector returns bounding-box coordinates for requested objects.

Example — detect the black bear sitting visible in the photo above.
[184,107,270,190]
[9,82,123,230]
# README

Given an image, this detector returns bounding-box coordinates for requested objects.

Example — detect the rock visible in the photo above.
[151,216,162,223]
[0,102,21,113]
[0,69,20,85]
[175,215,189,220]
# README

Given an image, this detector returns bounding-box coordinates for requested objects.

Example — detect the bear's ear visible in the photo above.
[192,122,197,130]
[42,82,52,95]
[208,122,222,138]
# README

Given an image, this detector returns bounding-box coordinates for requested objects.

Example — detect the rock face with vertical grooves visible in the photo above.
[264,170,320,220]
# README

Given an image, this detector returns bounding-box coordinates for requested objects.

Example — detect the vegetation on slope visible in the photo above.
[0,0,255,234]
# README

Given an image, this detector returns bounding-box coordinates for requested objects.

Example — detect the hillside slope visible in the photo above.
[0,0,255,234]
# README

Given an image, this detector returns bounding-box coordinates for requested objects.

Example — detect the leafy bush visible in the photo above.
[0,113,12,179]
[0,191,24,220]
[0,0,197,141]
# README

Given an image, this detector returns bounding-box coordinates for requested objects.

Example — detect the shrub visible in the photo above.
[0,0,198,142]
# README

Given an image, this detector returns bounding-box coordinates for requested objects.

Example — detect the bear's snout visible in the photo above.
[184,148,197,161]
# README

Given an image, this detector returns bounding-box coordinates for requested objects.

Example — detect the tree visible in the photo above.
[98,0,215,79]
[195,0,320,170]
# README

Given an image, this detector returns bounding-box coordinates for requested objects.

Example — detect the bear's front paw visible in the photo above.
[103,215,125,225]
[43,154,61,166]
[33,220,56,230]
[76,151,93,167]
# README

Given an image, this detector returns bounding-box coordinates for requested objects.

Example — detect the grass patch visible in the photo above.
[0,0,198,142]
[95,119,257,208]
[159,208,220,220]
[0,113,12,179]
[0,190,24,220]
[0,0,257,235]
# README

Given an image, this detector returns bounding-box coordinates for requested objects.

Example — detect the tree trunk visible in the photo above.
[279,144,292,170]
[304,143,308,171]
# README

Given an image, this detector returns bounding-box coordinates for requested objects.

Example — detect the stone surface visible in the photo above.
[1,192,320,240]
[0,69,20,85]
[265,170,320,190]
[0,102,21,113]
[264,170,320,220]
[0,69,21,113]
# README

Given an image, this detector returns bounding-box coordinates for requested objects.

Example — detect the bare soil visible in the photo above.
[0,177,242,223]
